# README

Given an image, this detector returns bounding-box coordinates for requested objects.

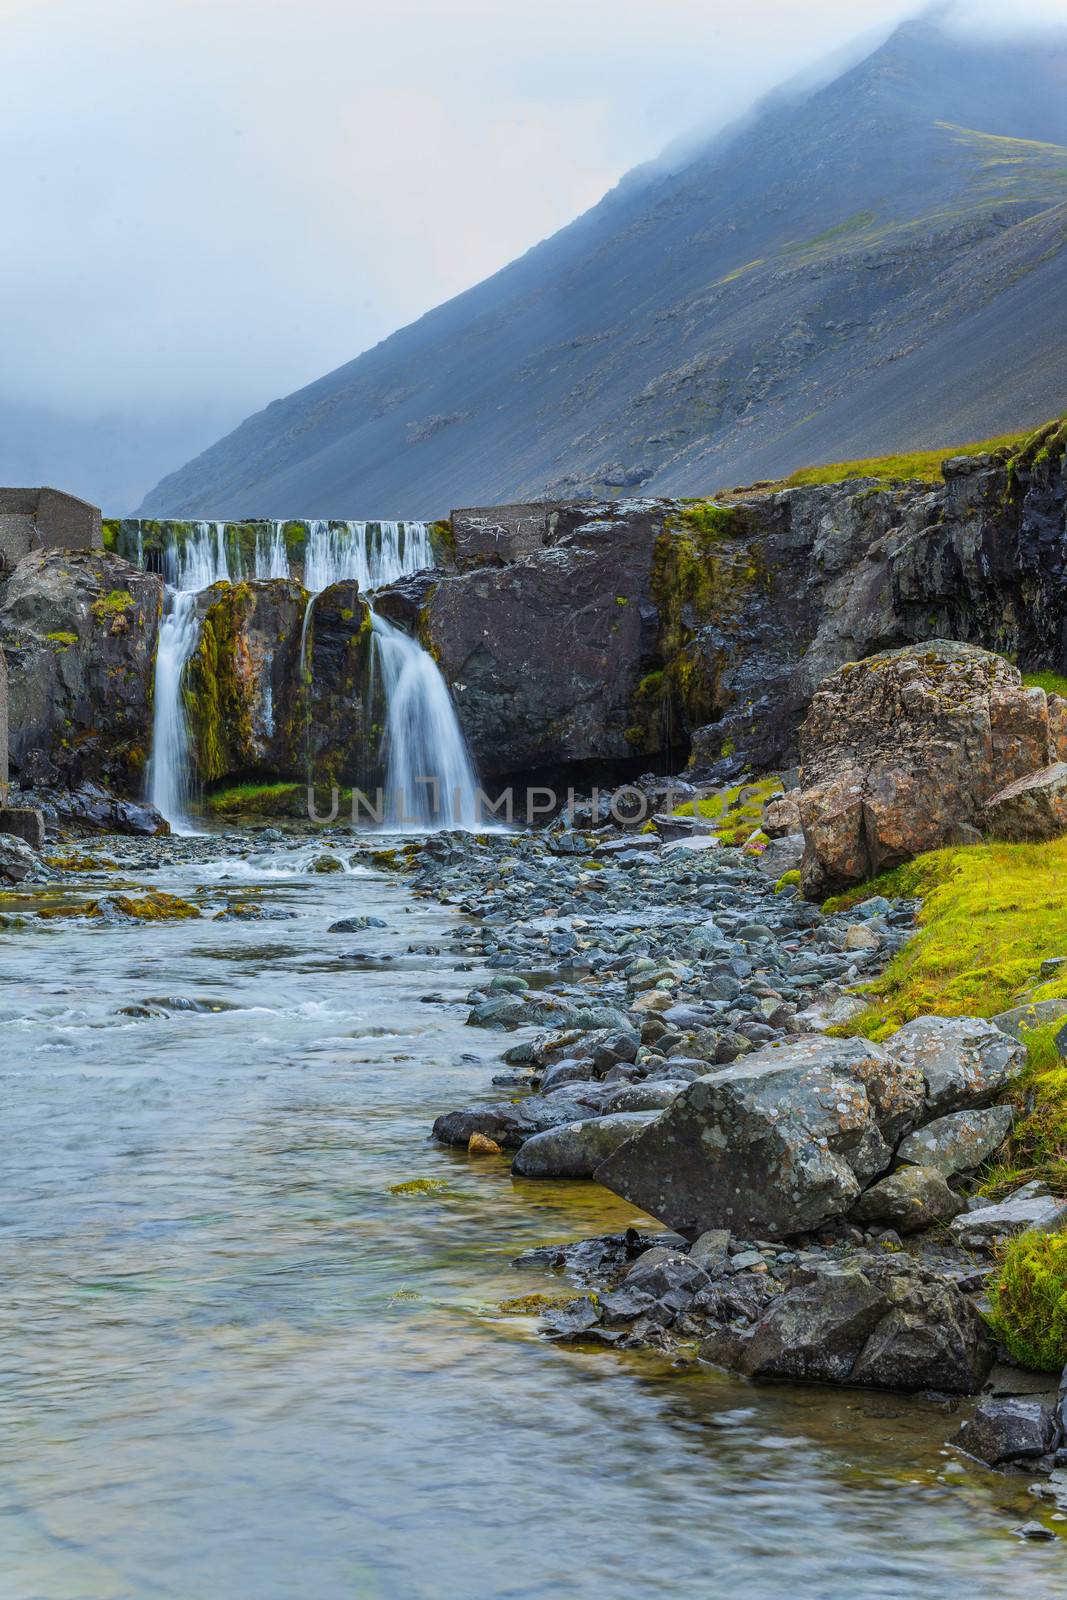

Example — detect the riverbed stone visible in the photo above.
[852,1165,964,1233]
[949,1182,1067,1248]
[511,1112,657,1179]
[703,1252,994,1392]
[595,1034,923,1239]
[953,1398,1060,1465]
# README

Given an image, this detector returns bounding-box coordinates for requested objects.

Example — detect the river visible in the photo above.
[1,832,1062,1598]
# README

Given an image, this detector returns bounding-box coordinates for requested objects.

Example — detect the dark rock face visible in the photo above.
[184,577,309,785]
[383,500,667,780]
[703,1252,995,1393]
[797,640,1062,897]
[0,549,162,792]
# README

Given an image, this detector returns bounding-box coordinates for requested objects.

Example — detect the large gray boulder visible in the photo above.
[594,1035,924,1239]
[512,1112,657,1179]
[702,1251,995,1393]
[852,1164,963,1233]
[885,1015,1026,1118]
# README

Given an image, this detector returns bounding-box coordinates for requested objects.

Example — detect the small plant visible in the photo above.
[989,1229,1067,1371]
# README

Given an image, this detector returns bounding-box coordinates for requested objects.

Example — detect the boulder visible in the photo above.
[852,1164,963,1233]
[594,1035,924,1239]
[897,1105,1015,1176]
[762,793,801,837]
[885,1015,1026,1119]
[992,998,1067,1042]
[511,1112,657,1179]
[950,1182,1067,1249]
[953,1398,1059,1466]
[796,642,1060,898]
[0,834,44,884]
[0,549,162,792]
[31,781,169,837]
[702,1252,994,1392]
[983,763,1067,843]
[432,1088,608,1149]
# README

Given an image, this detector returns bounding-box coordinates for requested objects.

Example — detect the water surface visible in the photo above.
[1,837,1063,1598]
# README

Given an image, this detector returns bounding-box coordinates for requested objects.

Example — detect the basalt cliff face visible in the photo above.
[382,419,1067,788]
[3,421,1065,803]
[139,20,1067,519]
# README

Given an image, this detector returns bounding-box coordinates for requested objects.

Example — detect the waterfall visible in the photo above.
[255,523,289,580]
[370,612,479,829]
[144,515,476,833]
[148,528,231,833]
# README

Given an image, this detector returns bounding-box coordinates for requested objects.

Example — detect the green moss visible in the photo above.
[775,869,801,894]
[672,775,779,846]
[91,589,134,622]
[41,891,200,923]
[830,838,1067,1040]
[389,1178,451,1196]
[45,631,78,648]
[988,1230,1067,1371]
[205,782,304,817]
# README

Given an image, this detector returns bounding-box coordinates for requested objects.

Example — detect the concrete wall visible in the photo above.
[0,487,102,574]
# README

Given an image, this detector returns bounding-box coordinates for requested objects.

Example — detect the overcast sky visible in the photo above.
[2,0,1064,510]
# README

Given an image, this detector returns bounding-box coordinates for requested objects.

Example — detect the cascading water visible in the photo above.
[369,612,479,829]
[144,517,477,832]
[148,525,232,833]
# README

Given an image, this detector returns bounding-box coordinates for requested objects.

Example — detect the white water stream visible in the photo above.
[143,519,475,832]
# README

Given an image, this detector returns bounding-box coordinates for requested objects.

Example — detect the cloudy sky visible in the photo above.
[2,0,1064,510]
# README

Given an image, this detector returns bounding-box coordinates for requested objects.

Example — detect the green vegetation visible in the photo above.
[1023,671,1067,699]
[390,1178,451,1197]
[45,631,78,648]
[988,1229,1067,1371]
[830,838,1067,1039]
[672,775,780,847]
[782,431,1028,490]
[205,782,305,817]
[774,869,801,894]
[41,891,200,922]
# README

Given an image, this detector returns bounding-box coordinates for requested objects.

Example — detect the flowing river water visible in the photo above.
[2,831,1064,1598]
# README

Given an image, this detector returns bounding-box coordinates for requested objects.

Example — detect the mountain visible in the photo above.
[140,18,1067,519]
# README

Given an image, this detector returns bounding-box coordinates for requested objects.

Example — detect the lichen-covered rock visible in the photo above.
[594,1035,924,1239]
[983,762,1067,843]
[702,1252,994,1393]
[885,1015,1026,1118]
[0,549,162,791]
[897,1105,1015,1176]
[796,642,1060,897]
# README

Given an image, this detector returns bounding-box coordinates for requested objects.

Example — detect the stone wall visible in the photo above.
[0,488,102,575]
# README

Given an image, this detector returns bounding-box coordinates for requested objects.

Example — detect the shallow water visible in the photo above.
[1,835,1064,1598]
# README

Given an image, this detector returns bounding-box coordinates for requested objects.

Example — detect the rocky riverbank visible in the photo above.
[408,807,1067,1500]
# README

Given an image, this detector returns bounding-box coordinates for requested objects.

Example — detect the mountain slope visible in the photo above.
[141,19,1067,518]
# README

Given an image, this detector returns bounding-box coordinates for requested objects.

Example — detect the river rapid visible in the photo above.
[1,829,1063,1599]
